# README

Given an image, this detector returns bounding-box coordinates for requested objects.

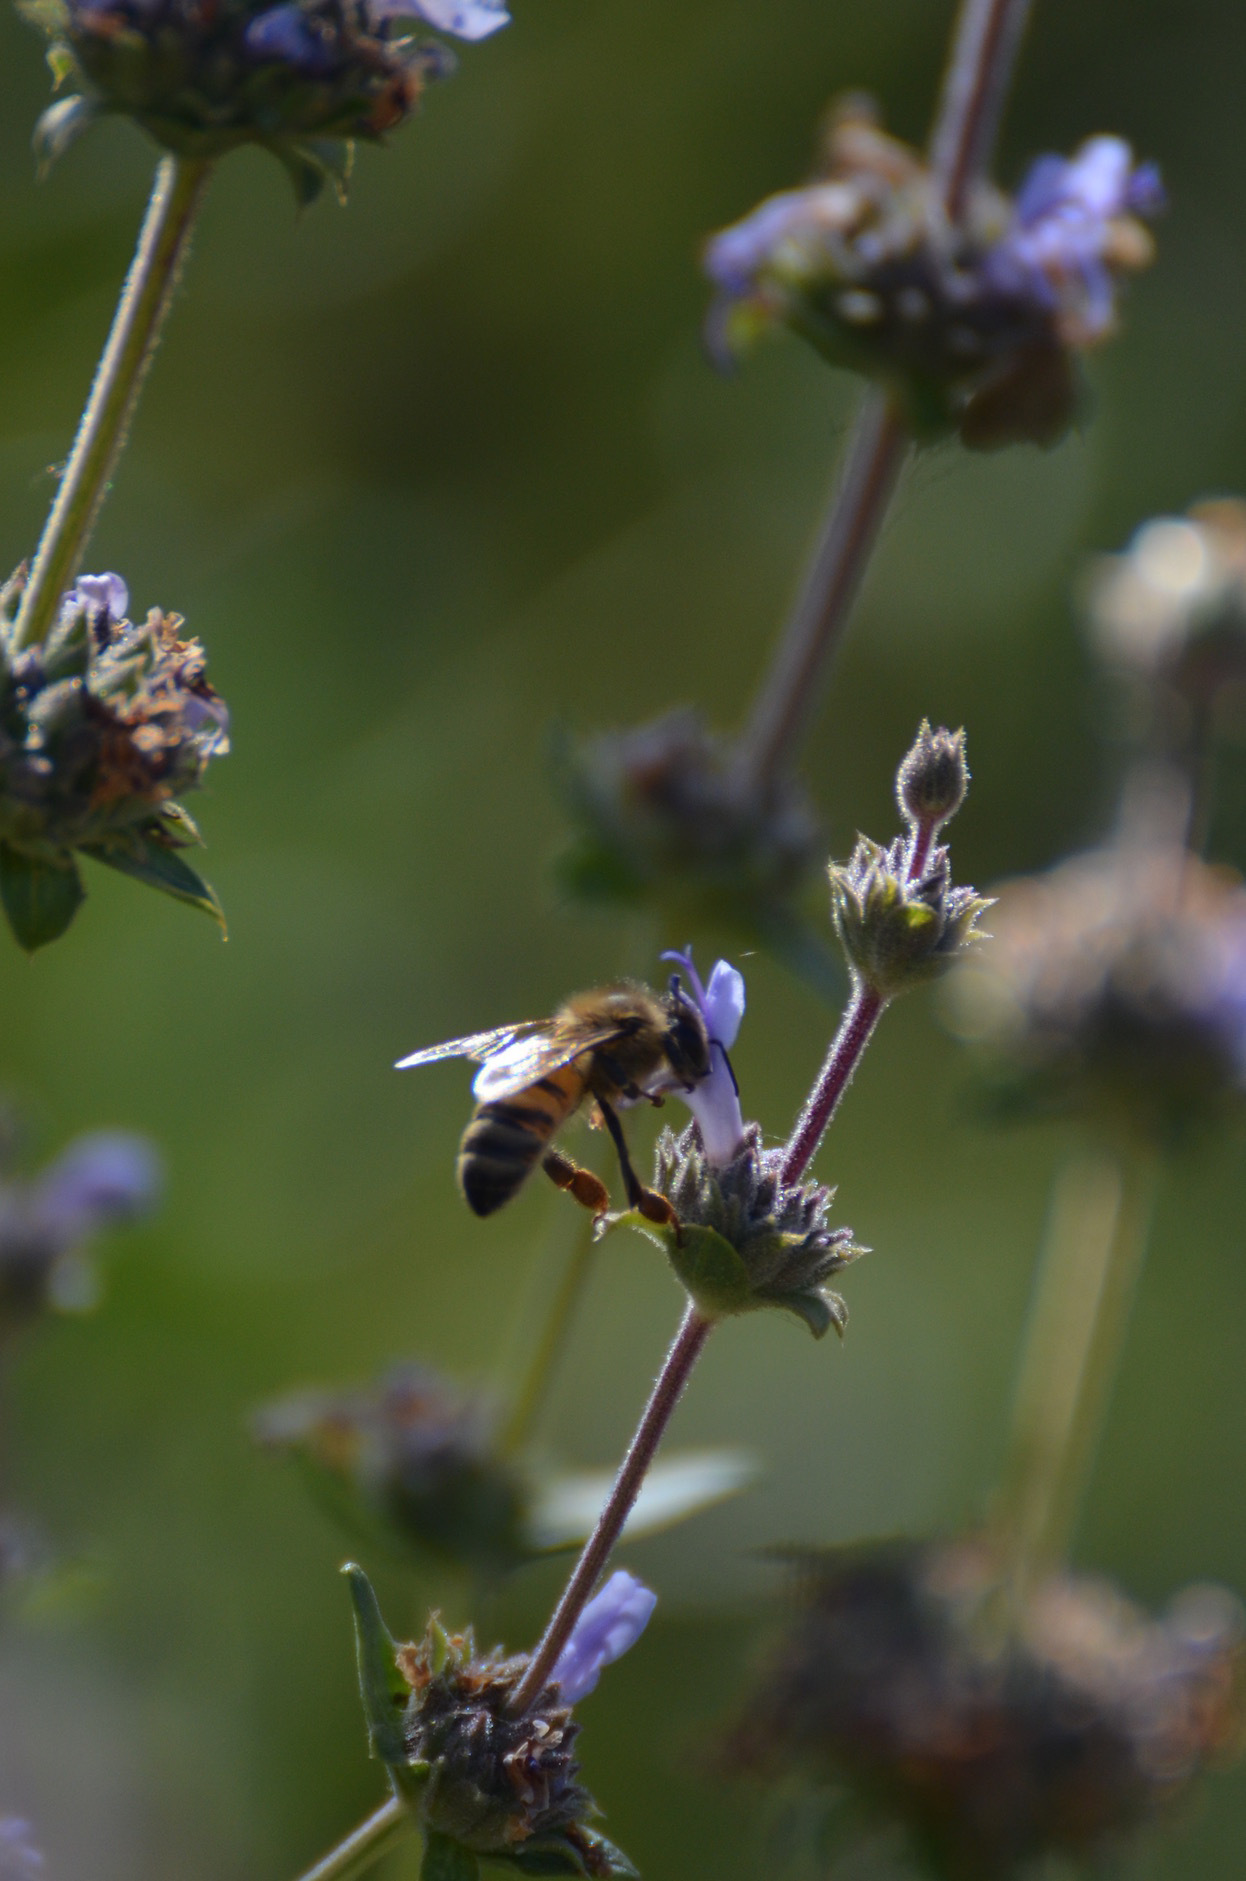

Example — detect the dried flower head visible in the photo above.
[0,1128,159,1335]
[345,1564,640,1877]
[724,1541,1244,1881]
[947,841,1246,1143]
[1087,500,1246,722]
[0,570,228,948]
[704,97,1162,451]
[20,0,507,199]
[555,711,824,959]
[630,1120,864,1339]
[254,1362,530,1576]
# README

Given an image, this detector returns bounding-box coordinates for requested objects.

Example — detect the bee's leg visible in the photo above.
[596,1098,680,1234]
[541,1148,610,1216]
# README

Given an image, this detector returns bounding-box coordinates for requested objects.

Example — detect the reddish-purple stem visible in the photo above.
[780,984,885,1187]
[906,816,939,881]
[510,1304,712,1713]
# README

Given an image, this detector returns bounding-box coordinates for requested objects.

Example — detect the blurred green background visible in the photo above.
[1,0,1245,1874]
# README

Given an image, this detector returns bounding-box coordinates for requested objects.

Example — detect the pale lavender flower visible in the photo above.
[663,947,747,1166]
[366,0,510,39]
[244,4,338,72]
[0,1819,43,1880]
[68,570,128,627]
[29,1132,162,1244]
[551,1569,657,1704]
[987,136,1165,341]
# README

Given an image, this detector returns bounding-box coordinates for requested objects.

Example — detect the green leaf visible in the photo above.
[776,1287,848,1341]
[422,1832,479,1881]
[82,835,226,933]
[501,1829,639,1878]
[608,1210,753,1320]
[528,1448,759,1553]
[343,1563,415,1775]
[0,846,84,951]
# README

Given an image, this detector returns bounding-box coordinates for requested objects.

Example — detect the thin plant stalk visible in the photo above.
[14,154,212,651]
[509,1302,712,1713]
[992,1144,1160,1599]
[291,1797,411,1881]
[732,0,1034,793]
[780,983,884,1187]
[500,1215,599,1454]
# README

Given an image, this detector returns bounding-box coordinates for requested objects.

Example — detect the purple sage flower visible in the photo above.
[69,571,129,624]
[0,1820,43,1881]
[366,0,510,39]
[663,947,746,1166]
[245,4,339,72]
[987,136,1164,342]
[551,1569,657,1704]
[28,1132,162,1245]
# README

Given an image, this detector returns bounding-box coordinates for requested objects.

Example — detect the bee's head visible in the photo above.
[661,975,712,1084]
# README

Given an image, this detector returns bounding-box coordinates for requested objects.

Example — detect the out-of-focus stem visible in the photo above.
[14,154,212,652]
[291,1796,411,1881]
[500,1216,598,1454]
[993,1146,1159,1597]
[510,1303,712,1713]
[732,0,1034,794]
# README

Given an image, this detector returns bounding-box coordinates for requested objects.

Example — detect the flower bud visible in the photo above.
[703,97,1162,451]
[620,1121,864,1339]
[344,1565,639,1877]
[895,720,968,834]
[0,571,227,949]
[830,834,991,1000]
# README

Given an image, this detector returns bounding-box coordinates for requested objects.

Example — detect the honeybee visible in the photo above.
[395,978,711,1223]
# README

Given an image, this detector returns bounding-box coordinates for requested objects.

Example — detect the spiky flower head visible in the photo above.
[947,840,1246,1144]
[724,1541,1244,1881]
[0,1127,160,1335]
[555,709,822,947]
[0,571,227,948]
[254,1363,530,1577]
[624,1120,864,1339]
[831,833,990,1001]
[345,1565,639,1878]
[704,97,1161,451]
[19,0,508,201]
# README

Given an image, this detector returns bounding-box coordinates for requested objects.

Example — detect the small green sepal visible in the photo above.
[83,831,226,933]
[343,1562,414,1775]
[503,1826,639,1877]
[0,845,84,951]
[607,1207,851,1338]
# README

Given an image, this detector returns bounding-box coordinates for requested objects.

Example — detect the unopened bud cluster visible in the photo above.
[0,571,227,948]
[254,1363,530,1577]
[647,1121,863,1339]
[896,718,969,830]
[19,0,507,198]
[948,840,1246,1143]
[704,98,1162,450]
[556,710,821,937]
[724,1541,1243,1880]
[831,834,989,999]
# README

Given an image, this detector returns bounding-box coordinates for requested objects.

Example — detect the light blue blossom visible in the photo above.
[551,1569,657,1704]
[663,947,746,1166]
[986,136,1164,341]
[366,0,510,40]
[0,1819,43,1880]
[29,1132,162,1244]
[68,570,128,625]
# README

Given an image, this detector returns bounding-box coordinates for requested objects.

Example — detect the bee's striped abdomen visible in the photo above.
[457,1065,586,1217]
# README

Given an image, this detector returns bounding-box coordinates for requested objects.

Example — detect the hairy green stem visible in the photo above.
[993,1145,1159,1597]
[14,154,212,651]
[291,1796,412,1881]
[510,1303,712,1713]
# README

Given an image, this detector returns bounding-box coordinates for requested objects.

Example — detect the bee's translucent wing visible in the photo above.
[471,1025,630,1102]
[394,1022,541,1073]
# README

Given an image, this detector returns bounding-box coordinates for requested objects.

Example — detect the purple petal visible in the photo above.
[245,4,338,72]
[661,947,747,1165]
[30,1132,162,1244]
[551,1570,657,1704]
[701,960,745,1050]
[0,1820,43,1880]
[367,0,510,38]
[70,572,128,623]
